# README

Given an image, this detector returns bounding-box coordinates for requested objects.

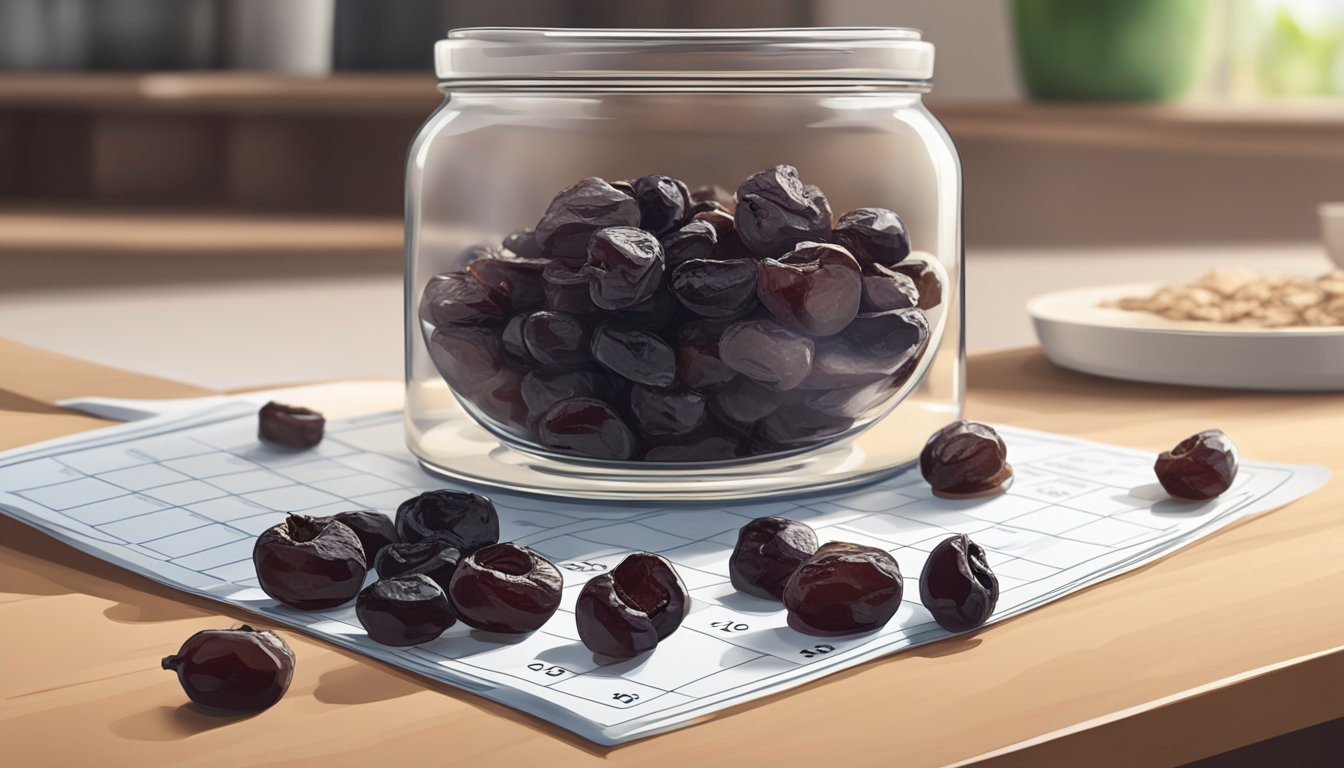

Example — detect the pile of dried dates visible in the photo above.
[418,165,942,462]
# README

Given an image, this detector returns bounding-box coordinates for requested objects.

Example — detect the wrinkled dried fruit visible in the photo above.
[1155,429,1239,501]
[162,626,294,713]
[783,542,903,635]
[468,249,548,312]
[522,311,592,368]
[582,226,665,310]
[676,321,738,391]
[753,406,854,450]
[660,220,719,266]
[449,543,563,633]
[642,432,742,462]
[734,164,832,257]
[258,402,325,450]
[253,514,367,610]
[718,319,814,391]
[420,271,509,326]
[322,511,398,564]
[464,366,529,435]
[537,397,636,460]
[919,421,1013,497]
[501,228,544,261]
[543,259,600,315]
[633,174,689,235]
[832,208,911,268]
[843,308,931,369]
[890,257,942,310]
[356,575,457,646]
[576,552,689,659]
[395,490,499,552]
[534,177,640,261]
[630,385,706,437]
[426,325,505,394]
[590,322,677,387]
[861,264,920,312]
[920,534,998,632]
[757,242,862,336]
[501,314,532,362]
[521,369,605,420]
[729,517,819,600]
[709,376,782,427]
[374,538,461,591]
[670,258,758,318]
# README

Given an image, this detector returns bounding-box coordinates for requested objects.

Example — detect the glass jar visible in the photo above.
[405,28,963,500]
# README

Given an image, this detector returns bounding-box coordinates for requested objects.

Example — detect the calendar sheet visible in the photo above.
[0,402,1327,745]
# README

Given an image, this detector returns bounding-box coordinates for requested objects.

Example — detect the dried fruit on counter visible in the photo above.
[374,538,461,591]
[783,542,904,635]
[257,401,325,450]
[356,575,457,647]
[1155,428,1239,501]
[162,626,294,713]
[919,421,1013,498]
[448,543,563,634]
[576,552,689,659]
[395,490,500,553]
[321,511,398,564]
[919,534,999,632]
[253,514,367,610]
[729,517,819,600]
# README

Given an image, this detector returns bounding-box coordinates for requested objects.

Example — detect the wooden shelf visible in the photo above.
[0,207,402,258]
[0,72,439,114]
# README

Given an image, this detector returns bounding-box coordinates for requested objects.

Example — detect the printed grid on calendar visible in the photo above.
[0,403,1327,745]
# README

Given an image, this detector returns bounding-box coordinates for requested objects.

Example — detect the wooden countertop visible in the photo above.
[1,337,1341,767]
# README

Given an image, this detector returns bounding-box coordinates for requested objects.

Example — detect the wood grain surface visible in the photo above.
[1,339,1340,767]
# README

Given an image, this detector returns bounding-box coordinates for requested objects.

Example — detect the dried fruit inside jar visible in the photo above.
[417,165,942,463]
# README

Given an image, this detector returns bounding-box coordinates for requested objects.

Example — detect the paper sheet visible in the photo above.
[0,402,1327,744]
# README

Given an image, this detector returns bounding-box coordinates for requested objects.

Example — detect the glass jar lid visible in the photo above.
[434,27,935,86]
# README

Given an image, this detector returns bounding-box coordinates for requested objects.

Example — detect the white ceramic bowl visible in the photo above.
[1323,202,1344,270]
[1029,283,1344,391]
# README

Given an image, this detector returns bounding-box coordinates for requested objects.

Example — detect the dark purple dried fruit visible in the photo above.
[502,228,544,261]
[465,366,530,435]
[920,534,998,632]
[799,378,901,419]
[843,308,931,368]
[501,314,532,362]
[660,220,719,266]
[521,369,605,420]
[543,259,601,316]
[1155,429,1239,501]
[590,322,677,387]
[534,177,640,262]
[861,264,920,312]
[611,286,678,332]
[581,226,664,310]
[322,511,398,564]
[374,538,461,591]
[919,421,1013,497]
[253,514,367,610]
[420,271,509,326]
[356,575,457,646]
[537,397,636,460]
[783,542,903,635]
[734,164,832,257]
[757,242,862,337]
[832,208,911,268]
[630,385,706,437]
[575,552,689,659]
[522,311,592,368]
[633,174,689,235]
[676,321,738,392]
[449,543,562,633]
[162,626,294,713]
[754,406,854,450]
[709,377,782,427]
[890,257,942,310]
[670,258,758,318]
[426,325,505,395]
[258,402,324,450]
[395,490,499,552]
[729,517,819,600]
[468,250,548,312]
[718,319,814,391]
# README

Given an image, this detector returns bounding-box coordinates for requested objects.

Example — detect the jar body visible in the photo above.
[405,87,963,498]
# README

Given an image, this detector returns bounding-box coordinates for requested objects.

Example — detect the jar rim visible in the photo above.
[434,27,935,86]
